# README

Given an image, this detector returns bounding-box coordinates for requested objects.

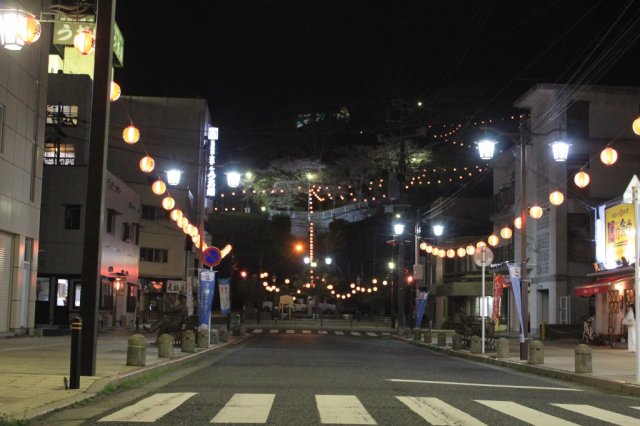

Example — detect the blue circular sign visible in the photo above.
[203,247,222,267]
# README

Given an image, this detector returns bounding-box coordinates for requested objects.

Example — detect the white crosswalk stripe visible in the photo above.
[285,329,295,334]
[397,396,486,425]
[554,404,640,426]
[98,392,196,422]
[316,395,376,424]
[350,331,362,336]
[366,332,377,337]
[252,329,263,334]
[318,330,328,334]
[335,331,345,335]
[476,400,579,425]
[211,393,275,424]
[269,329,279,334]
[302,330,311,334]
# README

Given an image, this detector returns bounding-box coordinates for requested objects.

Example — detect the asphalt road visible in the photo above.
[40,333,640,425]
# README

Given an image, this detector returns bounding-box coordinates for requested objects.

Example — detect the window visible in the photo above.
[141,205,168,220]
[56,279,69,306]
[106,209,116,235]
[46,104,79,126]
[127,283,137,313]
[65,205,81,229]
[140,247,168,263]
[37,277,50,302]
[74,282,82,308]
[122,222,131,242]
[567,100,589,139]
[44,139,75,165]
[131,223,140,245]
[100,278,113,311]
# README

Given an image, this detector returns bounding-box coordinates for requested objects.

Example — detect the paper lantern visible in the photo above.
[477,241,487,248]
[110,81,121,102]
[446,249,455,258]
[529,205,543,219]
[425,245,433,254]
[73,28,95,55]
[574,171,590,188]
[514,216,522,230]
[170,209,182,222]
[549,190,564,206]
[161,196,175,210]
[600,147,618,166]
[488,234,499,246]
[633,116,640,136]
[456,247,466,257]
[466,245,475,255]
[500,226,512,239]
[419,242,427,251]
[123,125,140,144]
[438,250,446,258]
[21,13,41,45]
[151,180,166,195]
[189,225,198,238]
[139,156,155,173]
[182,222,191,234]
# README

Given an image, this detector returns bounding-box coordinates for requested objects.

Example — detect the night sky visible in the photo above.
[114,1,640,152]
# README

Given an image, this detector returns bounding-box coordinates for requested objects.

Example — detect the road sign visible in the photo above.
[203,246,222,267]
[473,246,493,267]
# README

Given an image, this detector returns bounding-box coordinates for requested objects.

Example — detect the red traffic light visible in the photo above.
[240,270,248,279]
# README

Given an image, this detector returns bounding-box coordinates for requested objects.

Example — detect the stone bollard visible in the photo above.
[452,334,462,349]
[422,330,432,344]
[197,328,209,348]
[181,330,196,353]
[210,328,220,344]
[158,333,174,358]
[575,344,592,373]
[528,340,544,364]
[470,335,482,353]
[437,332,446,346]
[496,338,510,358]
[413,329,421,340]
[126,334,147,366]
[218,328,228,342]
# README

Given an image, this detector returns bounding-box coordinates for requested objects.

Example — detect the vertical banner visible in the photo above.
[219,278,231,315]
[198,270,216,328]
[492,274,504,325]
[414,291,429,329]
[508,264,524,342]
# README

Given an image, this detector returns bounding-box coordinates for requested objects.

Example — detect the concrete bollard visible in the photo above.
[158,333,174,358]
[575,344,592,373]
[437,332,447,346]
[452,334,462,349]
[413,329,421,340]
[470,335,482,353]
[528,340,544,364]
[181,330,196,353]
[197,328,209,348]
[422,330,432,344]
[496,338,510,358]
[126,334,147,366]
[218,328,228,342]
[210,328,219,344]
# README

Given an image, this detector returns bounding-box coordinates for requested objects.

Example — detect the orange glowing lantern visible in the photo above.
[122,125,140,144]
[151,180,166,195]
[438,250,446,258]
[600,147,618,166]
[139,156,155,173]
[466,245,475,255]
[110,81,121,102]
[170,209,183,222]
[456,247,466,257]
[477,241,487,248]
[488,234,499,246]
[514,216,522,229]
[177,216,188,228]
[446,249,455,258]
[21,14,41,45]
[633,116,640,136]
[500,226,512,239]
[425,245,433,253]
[529,205,543,219]
[549,190,564,206]
[419,242,427,251]
[73,28,95,55]
[574,171,590,188]
[161,196,175,210]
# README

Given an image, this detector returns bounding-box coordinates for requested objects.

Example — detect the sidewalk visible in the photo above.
[401,332,640,396]
[0,328,240,421]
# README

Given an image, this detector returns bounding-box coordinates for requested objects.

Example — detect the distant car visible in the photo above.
[308,298,336,314]
[292,301,307,312]
[261,301,274,312]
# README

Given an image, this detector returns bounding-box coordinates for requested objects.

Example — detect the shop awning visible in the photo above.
[574,273,633,297]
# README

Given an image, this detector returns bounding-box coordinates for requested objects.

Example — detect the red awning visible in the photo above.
[574,273,633,297]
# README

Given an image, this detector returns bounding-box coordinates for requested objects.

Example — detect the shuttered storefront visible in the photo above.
[0,232,12,333]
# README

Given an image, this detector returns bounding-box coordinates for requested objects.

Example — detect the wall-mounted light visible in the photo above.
[166,169,182,186]
[432,224,444,237]
[549,140,571,162]
[476,139,497,160]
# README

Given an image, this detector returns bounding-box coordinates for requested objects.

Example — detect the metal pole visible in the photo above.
[69,317,82,389]
[633,186,640,383]
[79,0,116,376]
[520,125,529,360]
[481,249,486,354]
[398,238,406,330]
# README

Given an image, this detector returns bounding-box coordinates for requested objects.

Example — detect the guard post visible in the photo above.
[70,317,82,389]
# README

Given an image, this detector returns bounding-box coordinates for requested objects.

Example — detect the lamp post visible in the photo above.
[388,260,396,328]
[393,222,406,330]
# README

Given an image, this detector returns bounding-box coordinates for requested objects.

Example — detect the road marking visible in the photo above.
[211,393,275,424]
[351,331,362,336]
[335,331,345,335]
[554,404,640,425]
[252,329,263,334]
[318,330,328,334]
[98,392,196,422]
[302,330,312,334]
[388,379,581,391]
[316,395,376,424]
[286,330,295,334]
[269,329,279,334]
[476,400,578,426]
[396,396,486,425]
[382,333,391,336]
[366,332,377,337]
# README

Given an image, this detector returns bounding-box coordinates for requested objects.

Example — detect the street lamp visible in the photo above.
[432,224,444,237]
[393,221,406,330]
[226,171,242,188]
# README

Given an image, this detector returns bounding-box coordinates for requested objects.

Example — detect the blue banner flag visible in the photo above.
[199,270,216,328]
[415,291,429,329]
[219,278,231,314]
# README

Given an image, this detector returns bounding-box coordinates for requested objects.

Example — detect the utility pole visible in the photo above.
[519,124,529,360]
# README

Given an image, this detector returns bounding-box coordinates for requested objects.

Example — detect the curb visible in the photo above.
[395,336,640,397]
[25,335,249,420]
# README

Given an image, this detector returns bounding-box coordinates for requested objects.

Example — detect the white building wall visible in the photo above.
[0,0,49,335]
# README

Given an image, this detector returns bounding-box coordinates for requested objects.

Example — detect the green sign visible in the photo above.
[53,20,125,67]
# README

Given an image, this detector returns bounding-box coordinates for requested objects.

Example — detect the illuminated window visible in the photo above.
[44,140,75,165]
[140,247,168,263]
[46,104,79,126]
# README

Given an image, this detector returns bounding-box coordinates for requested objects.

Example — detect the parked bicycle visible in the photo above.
[579,316,609,345]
